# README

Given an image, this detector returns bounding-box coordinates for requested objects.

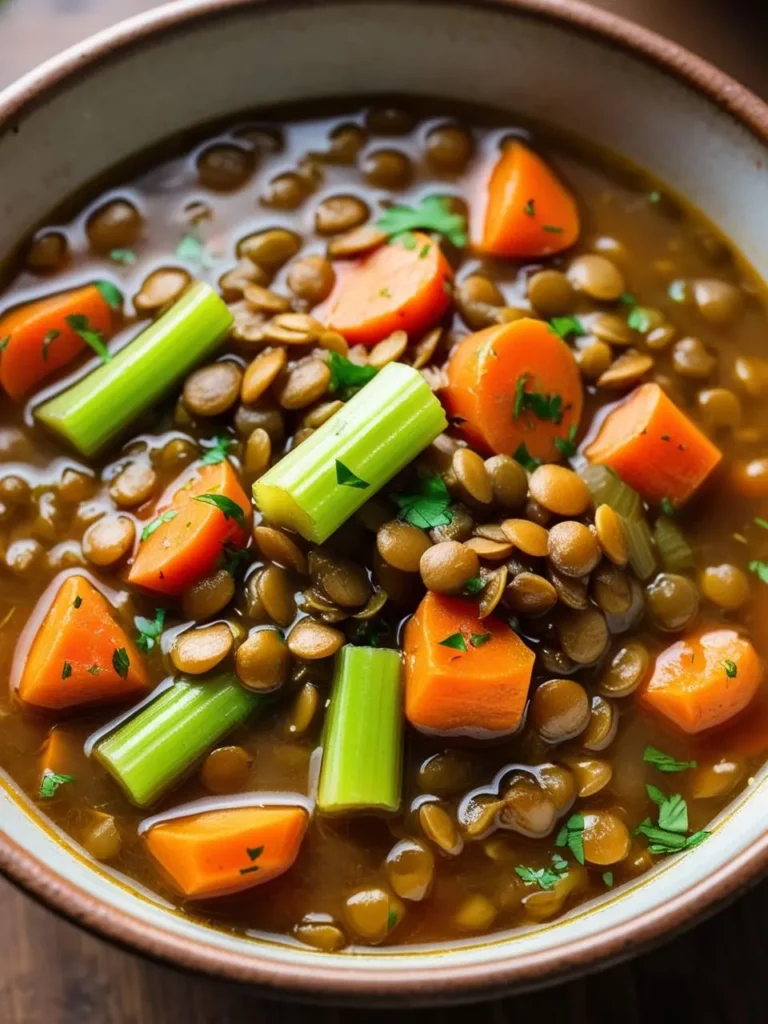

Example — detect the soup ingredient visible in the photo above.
[529,679,590,743]
[129,460,251,596]
[639,627,762,734]
[82,514,135,567]
[386,838,435,901]
[443,318,582,461]
[653,516,695,574]
[183,361,243,417]
[170,623,234,675]
[253,363,447,542]
[419,540,480,595]
[584,382,722,506]
[375,195,468,248]
[328,232,453,345]
[529,465,590,517]
[580,811,631,866]
[36,282,232,456]
[580,463,642,521]
[94,674,263,806]
[479,142,580,258]
[344,887,405,943]
[235,628,291,692]
[0,283,115,400]
[17,575,149,711]
[317,645,403,814]
[404,592,535,734]
[643,745,697,773]
[143,803,309,898]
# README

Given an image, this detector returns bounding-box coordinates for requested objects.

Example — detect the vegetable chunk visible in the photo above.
[404,592,535,735]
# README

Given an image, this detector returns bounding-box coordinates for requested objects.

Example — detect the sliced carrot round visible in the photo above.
[442,317,583,461]
[328,231,453,345]
[478,142,580,259]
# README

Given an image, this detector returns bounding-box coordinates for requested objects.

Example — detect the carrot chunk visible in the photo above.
[144,804,309,899]
[404,592,535,735]
[40,726,89,778]
[584,382,722,507]
[328,232,453,345]
[18,575,149,711]
[479,142,580,259]
[442,317,582,461]
[0,283,115,400]
[639,627,762,734]
[128,461,252,596]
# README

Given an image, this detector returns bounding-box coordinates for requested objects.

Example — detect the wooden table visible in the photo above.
[2,2,767,1020]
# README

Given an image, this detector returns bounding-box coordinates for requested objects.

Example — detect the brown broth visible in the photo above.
[1,99,768,950]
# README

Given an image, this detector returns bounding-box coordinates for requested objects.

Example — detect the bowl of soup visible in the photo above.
[2,0,768,1003]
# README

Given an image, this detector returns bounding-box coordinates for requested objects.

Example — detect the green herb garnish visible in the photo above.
[219,543,251,578]
[470,632,491,648]
[627,307,652,333]
[643,746,697,773]
[39,770,75,799]
[41,329,61,362]
[201,433,233,466]
[660,497,676,517]
[239,845,264,875]
[349,618,389,648]
[109,248,136,265]
[193,491,247,525]
[141,509,178,542]
[647,784,688,833]
[96,280,123,310]
[554,424,578,459]
[550,316,586,340]
[648,190,662,204]
[327,352,378,394]
[754,517,768,530]
[542,224,564,234]
[87,664,100,675]
[375,195,468,248]
[391,472,453,530]
[602,871,614,888]
[73,595,82,609]
[463,576,485,596]
[176,234,213,269]
[619,292,636,307]
[386,908,398,931]
[555,814,585,865]
[335,460,369,490]
[667,280,687,304]
[62,661,72,680]
[748,560,768,585]
[112,647,130,680]
[0,336,10,353]
[523,198,536,217]
[65,314,112,363]
[723,659,738,679]
[513,374,563,425]
[515,853,569,890]
[135,608,167,654]
[438,632,468,652]
[418,243,432,259]
[513,443,542,473]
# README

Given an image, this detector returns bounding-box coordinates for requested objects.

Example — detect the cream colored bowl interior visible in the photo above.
[1,0,767,993]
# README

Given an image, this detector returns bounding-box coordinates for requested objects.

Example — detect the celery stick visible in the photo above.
[318,646,403,814]
[253,362,447,542]
[580,463,643,521]
[93,674,262,807]
[36,282,232,456]
[623,515,657,581]
[654,516,695,573]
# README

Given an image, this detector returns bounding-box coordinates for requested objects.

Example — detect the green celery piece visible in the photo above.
[654,516,695,573]
[93,675,262,807]
[622,514,657,581]
[253,362,447,542]
[580,463,643,521]
[318,646,403,814]
[36,282,232,456]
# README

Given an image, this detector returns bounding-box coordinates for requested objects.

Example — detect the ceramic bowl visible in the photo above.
[2,0,768,1004]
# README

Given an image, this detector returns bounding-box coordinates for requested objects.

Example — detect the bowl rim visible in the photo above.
[2,0,768,1002]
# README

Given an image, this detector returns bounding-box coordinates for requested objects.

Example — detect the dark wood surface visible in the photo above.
[2,1,768,1020]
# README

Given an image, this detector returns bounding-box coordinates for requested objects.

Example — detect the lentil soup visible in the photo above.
[1,100,768,951]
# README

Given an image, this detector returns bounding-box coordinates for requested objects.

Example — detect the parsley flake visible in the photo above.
[193,492,247,526]
[390,472,453,530]
[723,659,738,679]
[515,853,569,890]
[627,306,652,333]
[550,316,586,340]
[748,560,768,585]
[543,224,564,234]
[555,814,585,865]
[386,908,398,932]
[470,632,491,648]
[95,280,123,310]
[327,352,378,394]
[200,433,233,466]
[513,374,562,425]
[219,543,251,578]
[39,770,75,799]
[135,608,167,653]
[110,248,136,265]
[112,647,130,679]
[65,314,111,363]
[141,509,177,542]
[513,443,542,473]
[602,872,614,888]
[335,460,369,489]
[647,784,688,833]
[523,198,536,217]
[554,424,578,459]
[176,234,213,269]
[660,496,676,517]
[619,292,637,307]
[62,661,72,680]
[375,195,468,248]
[418,243,432,259]
[462,576,485,596]
[648,190,662,204]
[643,746,697,773]
[239,845,265,875]
[667,279,687,304]
[73,595,82,609]
[438,632,467,652]
[0,335,10,354]
[41,329,61,362]
[754,517,768,530]
[349,617,389,648]
[87,664,100,675]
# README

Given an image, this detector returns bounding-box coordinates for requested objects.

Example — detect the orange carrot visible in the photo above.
[584,382,722,507]
[328,231,453,345]
[442,317,582,461]
[0,283,116,400]
[404,591,535,735]
[144,804,309,899]
[129,461,252,596]
[18,575,149,711]
[639,626,762,734]
[478,142,580,258]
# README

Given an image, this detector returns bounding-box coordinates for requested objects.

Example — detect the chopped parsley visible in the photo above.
[754,517,768,530]
[112,647,130,680]
[350,617,389,648]
[41,329,61,361]
[515,853,569,890]
[379,287,392,299]
[470,632,491,648]
[602,872,614,888]
[335,460,369,489]
[109,248,136,265]
[438,632,468,652]
[419,243,432,259]
[748,560,768,585]
[667,279,687,304]
[627,306,653,333]
[87,664,100,675]
[648,190,662,204]
[542,224,564,234]
[95,280,123,310]
[135,608,167,653]
[723,659,738,679]
[660,496,676,517]
[239,845,264,876]
[65,314,112,363]
[513,374,563,425]
[647,784,688,833]
[462,576,485,596]
[555,814,585,865]
[554,424,578,459]
[634,785,709,854]
[386,908,398,932]
[619,292,637,307]
[523,198,536,217]
[327,351,378,394]
[141,509,177,542]
[390,472,453,530]
[550,316,586,340]
[0,335,10,353]
[176,234,213,269]
[375,195,468,248]
[219,543,251,578]
[193,491,247,526]
[73,595,82,609]
[62,661,72,680]
[39,770,75,799]
[513,442,542,473]
[643,746,697,773]
[200,433,233,466]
